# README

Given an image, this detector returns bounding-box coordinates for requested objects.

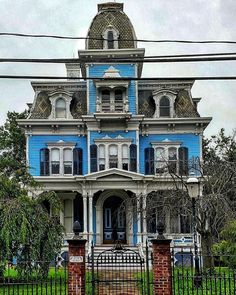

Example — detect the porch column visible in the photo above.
[142,194,147,244]
[88,194,93,242]
[137,195,142,243]
[83,194,88,235]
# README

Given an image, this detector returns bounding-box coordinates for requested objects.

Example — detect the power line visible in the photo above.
[0,75,235,81]
[0,32,236,44]
[1,55,236,64]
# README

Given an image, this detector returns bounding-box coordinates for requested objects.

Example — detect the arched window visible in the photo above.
[107,30,114,49]
[109,145,118,168]
[63,148,72,174]
[101,89,110,112]
[114,89,124,112]
[55,98,66,118]
[51,148,60,174]
[160,96,170,117]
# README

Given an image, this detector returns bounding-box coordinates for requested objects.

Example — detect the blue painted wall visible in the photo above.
[28,135,88,176]
[90,131,136,145]
[139,134,200,174]
[88,64,136,114]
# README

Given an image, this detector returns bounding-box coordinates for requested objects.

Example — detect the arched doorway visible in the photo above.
[103,196,126,244]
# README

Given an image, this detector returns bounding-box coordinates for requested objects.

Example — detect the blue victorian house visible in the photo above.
[18,2,211,249]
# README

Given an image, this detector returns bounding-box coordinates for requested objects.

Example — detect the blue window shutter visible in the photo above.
[40,148,49,176]
[145,147,154,175]
[130,144,137,172]
[179,147,189,175]
[90,145,97,173]
[73,148,83,175]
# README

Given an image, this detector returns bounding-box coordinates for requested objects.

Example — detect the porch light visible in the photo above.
[186,177,199,199]
[73,220,82,236]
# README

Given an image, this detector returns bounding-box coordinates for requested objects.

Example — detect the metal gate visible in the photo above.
[91,243,145,295]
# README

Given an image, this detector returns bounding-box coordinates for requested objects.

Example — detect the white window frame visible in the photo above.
[151,141,181,175]
[99,87,127,113]
[152,90,177,118]
[95,137,133,171]
[102,26,119,49]
[48,91,73,119]
[95,79,129,113]
[47,141,75,176]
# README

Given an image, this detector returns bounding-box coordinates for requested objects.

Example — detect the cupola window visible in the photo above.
[107,31,115,49]
[55,98,66,118]
[160,96,170,117]
[102,27,119,49]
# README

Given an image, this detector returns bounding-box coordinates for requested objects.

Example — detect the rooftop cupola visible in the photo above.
[86,2,137,50]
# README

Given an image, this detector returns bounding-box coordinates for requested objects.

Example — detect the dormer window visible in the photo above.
[55,98,66,118]
[160,96,170,117]
[102,27,119,49]
[48,91,73,119]
[153,90,177,118]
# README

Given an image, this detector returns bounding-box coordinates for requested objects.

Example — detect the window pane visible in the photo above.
[160,96,170,117]
[109,145,118,168]
[64,149,72,161]
[101,90,110,112]
[122,145,128,158]
[56,98,66,118]
[51,149,60,174]
[51,149,60,161]
[156,148,166,174]
[63,149,72,174]
[115,89,124,112]
[168,147,177,173]
[109,145,118,156]
[99,145,105,171]
[99,145,105,157]
[107,31,114,49]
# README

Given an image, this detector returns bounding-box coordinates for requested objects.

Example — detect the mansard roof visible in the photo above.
[86,2,137,49]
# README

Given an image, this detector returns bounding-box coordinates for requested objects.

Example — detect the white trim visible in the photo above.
[153,90,177,118]
[48,91,73,120]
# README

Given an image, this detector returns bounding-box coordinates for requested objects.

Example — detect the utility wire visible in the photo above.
[1,32,236,44]
[0,75,235,81]
[1,55,236,64]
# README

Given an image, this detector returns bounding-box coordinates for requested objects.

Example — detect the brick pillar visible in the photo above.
[152,239,172,295]
[67,238,87,295]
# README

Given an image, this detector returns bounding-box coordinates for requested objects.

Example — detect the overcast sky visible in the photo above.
[0,0,235,137]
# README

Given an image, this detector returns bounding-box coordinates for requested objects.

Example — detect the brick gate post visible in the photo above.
[67,221,87,295]
[152,221,172,295]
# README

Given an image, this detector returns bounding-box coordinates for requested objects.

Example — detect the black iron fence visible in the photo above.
[171,247,236,295]
[1,246,236,295]
[0,258,68,295]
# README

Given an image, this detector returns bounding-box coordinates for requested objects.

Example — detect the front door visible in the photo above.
[103,196,126,244]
